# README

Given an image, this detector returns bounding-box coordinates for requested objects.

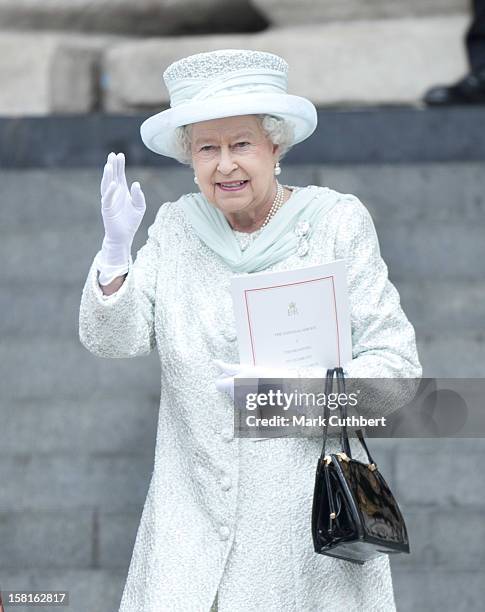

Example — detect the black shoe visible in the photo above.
[423,68,485,105]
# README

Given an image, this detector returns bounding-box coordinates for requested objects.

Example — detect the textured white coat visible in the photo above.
[79,186,422,612]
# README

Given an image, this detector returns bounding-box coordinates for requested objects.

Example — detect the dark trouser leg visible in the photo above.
[466,0,485,71]
[424,0,485,104]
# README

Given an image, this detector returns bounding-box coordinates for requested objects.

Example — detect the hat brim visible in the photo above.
[140,93,317,158]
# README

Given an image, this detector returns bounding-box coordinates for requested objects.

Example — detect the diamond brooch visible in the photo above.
[294,220,310,257]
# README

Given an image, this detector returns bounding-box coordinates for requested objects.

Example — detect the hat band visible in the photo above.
[169,69,288,108]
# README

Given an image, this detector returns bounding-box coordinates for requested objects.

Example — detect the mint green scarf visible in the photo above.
[182,185,340,273]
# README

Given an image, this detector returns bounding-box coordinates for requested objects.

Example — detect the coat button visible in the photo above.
[219,526,230,541]
[220,476,232,491]
[221,427,233,442]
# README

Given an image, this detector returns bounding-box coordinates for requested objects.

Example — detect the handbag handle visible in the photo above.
[334,367,352,458]
[320,367,376,466]
[319,368,334,459]
[334,367,376,466]
[320,368,352,459]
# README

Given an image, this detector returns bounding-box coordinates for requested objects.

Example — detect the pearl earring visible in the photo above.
[194,176,199,184]
[274,162,281,176]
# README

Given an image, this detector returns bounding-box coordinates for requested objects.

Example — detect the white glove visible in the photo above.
[214,360,327,401]
[96,151,147,286]
[214,360,296,401]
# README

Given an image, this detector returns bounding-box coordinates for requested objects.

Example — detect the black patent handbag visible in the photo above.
[311,367,410,565]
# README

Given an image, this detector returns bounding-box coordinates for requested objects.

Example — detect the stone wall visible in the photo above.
[0,0,266,35]
[1,148,485,610]
[102,17,469,112]
[0,0,469,33]
[0,1,472,115]
[252,0,469,26]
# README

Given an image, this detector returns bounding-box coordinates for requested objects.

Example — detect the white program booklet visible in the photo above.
[230,261,352,369]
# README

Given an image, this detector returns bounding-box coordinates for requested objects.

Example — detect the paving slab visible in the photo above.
[252,0,469,27]
[102,16,469,110]
[0,569,125,612]
[0,0,266,36]
[0,32,113,115]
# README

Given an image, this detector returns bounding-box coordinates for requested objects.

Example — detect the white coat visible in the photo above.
[79,186,422,612]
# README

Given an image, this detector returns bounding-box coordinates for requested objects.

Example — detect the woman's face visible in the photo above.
[190,115,279,219]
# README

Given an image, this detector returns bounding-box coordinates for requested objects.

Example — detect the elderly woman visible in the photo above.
[79,49,421,612]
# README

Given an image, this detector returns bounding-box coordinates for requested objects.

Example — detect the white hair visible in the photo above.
[172,114,295,165]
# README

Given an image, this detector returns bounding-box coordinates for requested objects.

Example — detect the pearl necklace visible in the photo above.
[260,181,285,229]
[233,182,286,252]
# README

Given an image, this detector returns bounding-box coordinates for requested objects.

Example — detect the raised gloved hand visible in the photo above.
[96,152,147,286]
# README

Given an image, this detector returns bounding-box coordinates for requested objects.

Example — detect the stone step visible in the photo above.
[0,220,483,284]
[394,440,485,507]
[0,509,139,570]
[3,108,485,167]
[1,548,483,612]
[391,507,485,570]
[392,569,485,612]
[0,339,160,400]
[0,0,266,36]
[0,334,483,404]
[1,279,483,339]
[252,0,468,27]
[0,569,125,612]
[102,16,469,111]
[3,490,485,572]
[2,162,484,231]
[362,438,485,461]
[0,509,93,569]
[0,395,158,454]
[0,16,472,114]
[0,451,152,512]
[316,163,485,223]
[0,32,111,115]
[378,221,485,281]
[0,167,193,231]
[397,281,485,336]
[98,511,141,569]
[417,335,485,377]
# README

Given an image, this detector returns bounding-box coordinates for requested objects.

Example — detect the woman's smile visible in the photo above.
[216,180,249,192]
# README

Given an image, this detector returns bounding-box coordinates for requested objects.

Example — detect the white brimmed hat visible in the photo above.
[140,49,318,159]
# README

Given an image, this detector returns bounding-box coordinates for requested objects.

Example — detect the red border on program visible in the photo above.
[243,275,341,367]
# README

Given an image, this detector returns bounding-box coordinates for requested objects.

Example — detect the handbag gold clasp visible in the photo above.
[336,452,350,463]
[368,463,377,471]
